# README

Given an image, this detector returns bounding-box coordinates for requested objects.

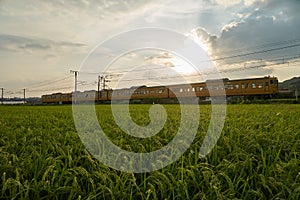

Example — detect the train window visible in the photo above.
[242,83,245,89]
[158,89,164,94]
[265,82,269,86]
[192,87,195,92]
[245,83,249,88]
[180,88,183,92]
[187,88,190,92]
[235,84,239,89]
[172,88,179,92]
[258,82,263,88]
[196,86,201,91]
[252,83,256,89]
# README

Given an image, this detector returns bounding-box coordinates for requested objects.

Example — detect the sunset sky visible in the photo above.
[1,0,300,97]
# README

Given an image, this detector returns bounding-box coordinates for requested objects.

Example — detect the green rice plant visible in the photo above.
[0,104,299,199]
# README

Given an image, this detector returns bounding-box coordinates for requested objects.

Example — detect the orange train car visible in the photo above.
[41,76,279,104]
[41,93,72,104]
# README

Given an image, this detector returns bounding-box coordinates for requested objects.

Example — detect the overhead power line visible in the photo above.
[212,37,300,57]
[79,42,300,77]
[212,43,300,62]
[29,86,74,93]
[28,75,73,89]
[4,37,300,97]
[106,58,300,83]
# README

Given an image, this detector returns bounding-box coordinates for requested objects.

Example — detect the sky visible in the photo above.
[0,0,300,97]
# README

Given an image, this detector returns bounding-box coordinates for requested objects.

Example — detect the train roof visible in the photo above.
[226,76,277,82]
[206,78,229,83]
[130,85,147,89]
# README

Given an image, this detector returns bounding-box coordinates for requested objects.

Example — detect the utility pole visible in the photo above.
[103,75,106,90]
[70,70,79,104]
[23,89,26,104]
[70,70,78,93]
[0,88,3,105]
[97,75,103,102]
[101,74,111,90]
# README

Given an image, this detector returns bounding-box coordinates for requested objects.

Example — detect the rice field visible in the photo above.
[0,104,300,199]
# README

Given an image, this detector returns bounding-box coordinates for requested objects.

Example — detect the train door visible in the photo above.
[265,80,269,93]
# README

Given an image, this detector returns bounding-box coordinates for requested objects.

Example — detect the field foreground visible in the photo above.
[0,104,300,199]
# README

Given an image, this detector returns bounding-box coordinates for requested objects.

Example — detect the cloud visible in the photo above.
[211,0,266,7]
[215,0,242,7]
[0,34,87,54]
[194,0,300,64]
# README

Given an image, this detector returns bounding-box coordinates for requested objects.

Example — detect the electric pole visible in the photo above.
[97,74,111,102]
[103,75,107,90]
[23,89,26,104]
[98,75,103,102]
[70,70,78,93]
[70,70,79,104]
[101,74,111,90]
[1,88,4,105]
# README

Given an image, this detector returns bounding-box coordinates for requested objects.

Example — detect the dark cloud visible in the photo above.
[0,34,87,53]
[195,0,300,66]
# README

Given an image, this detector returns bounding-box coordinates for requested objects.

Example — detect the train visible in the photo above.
[41,76,279,104]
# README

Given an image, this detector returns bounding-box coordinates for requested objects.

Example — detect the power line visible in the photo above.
[28,86,74,93]
[79,44,300,77]
[211,43,300,62]
[8,75,73,94]
[29,75,73,89]
[106,58,300,84]
[4,38,300,97]
[212,37,300,57]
